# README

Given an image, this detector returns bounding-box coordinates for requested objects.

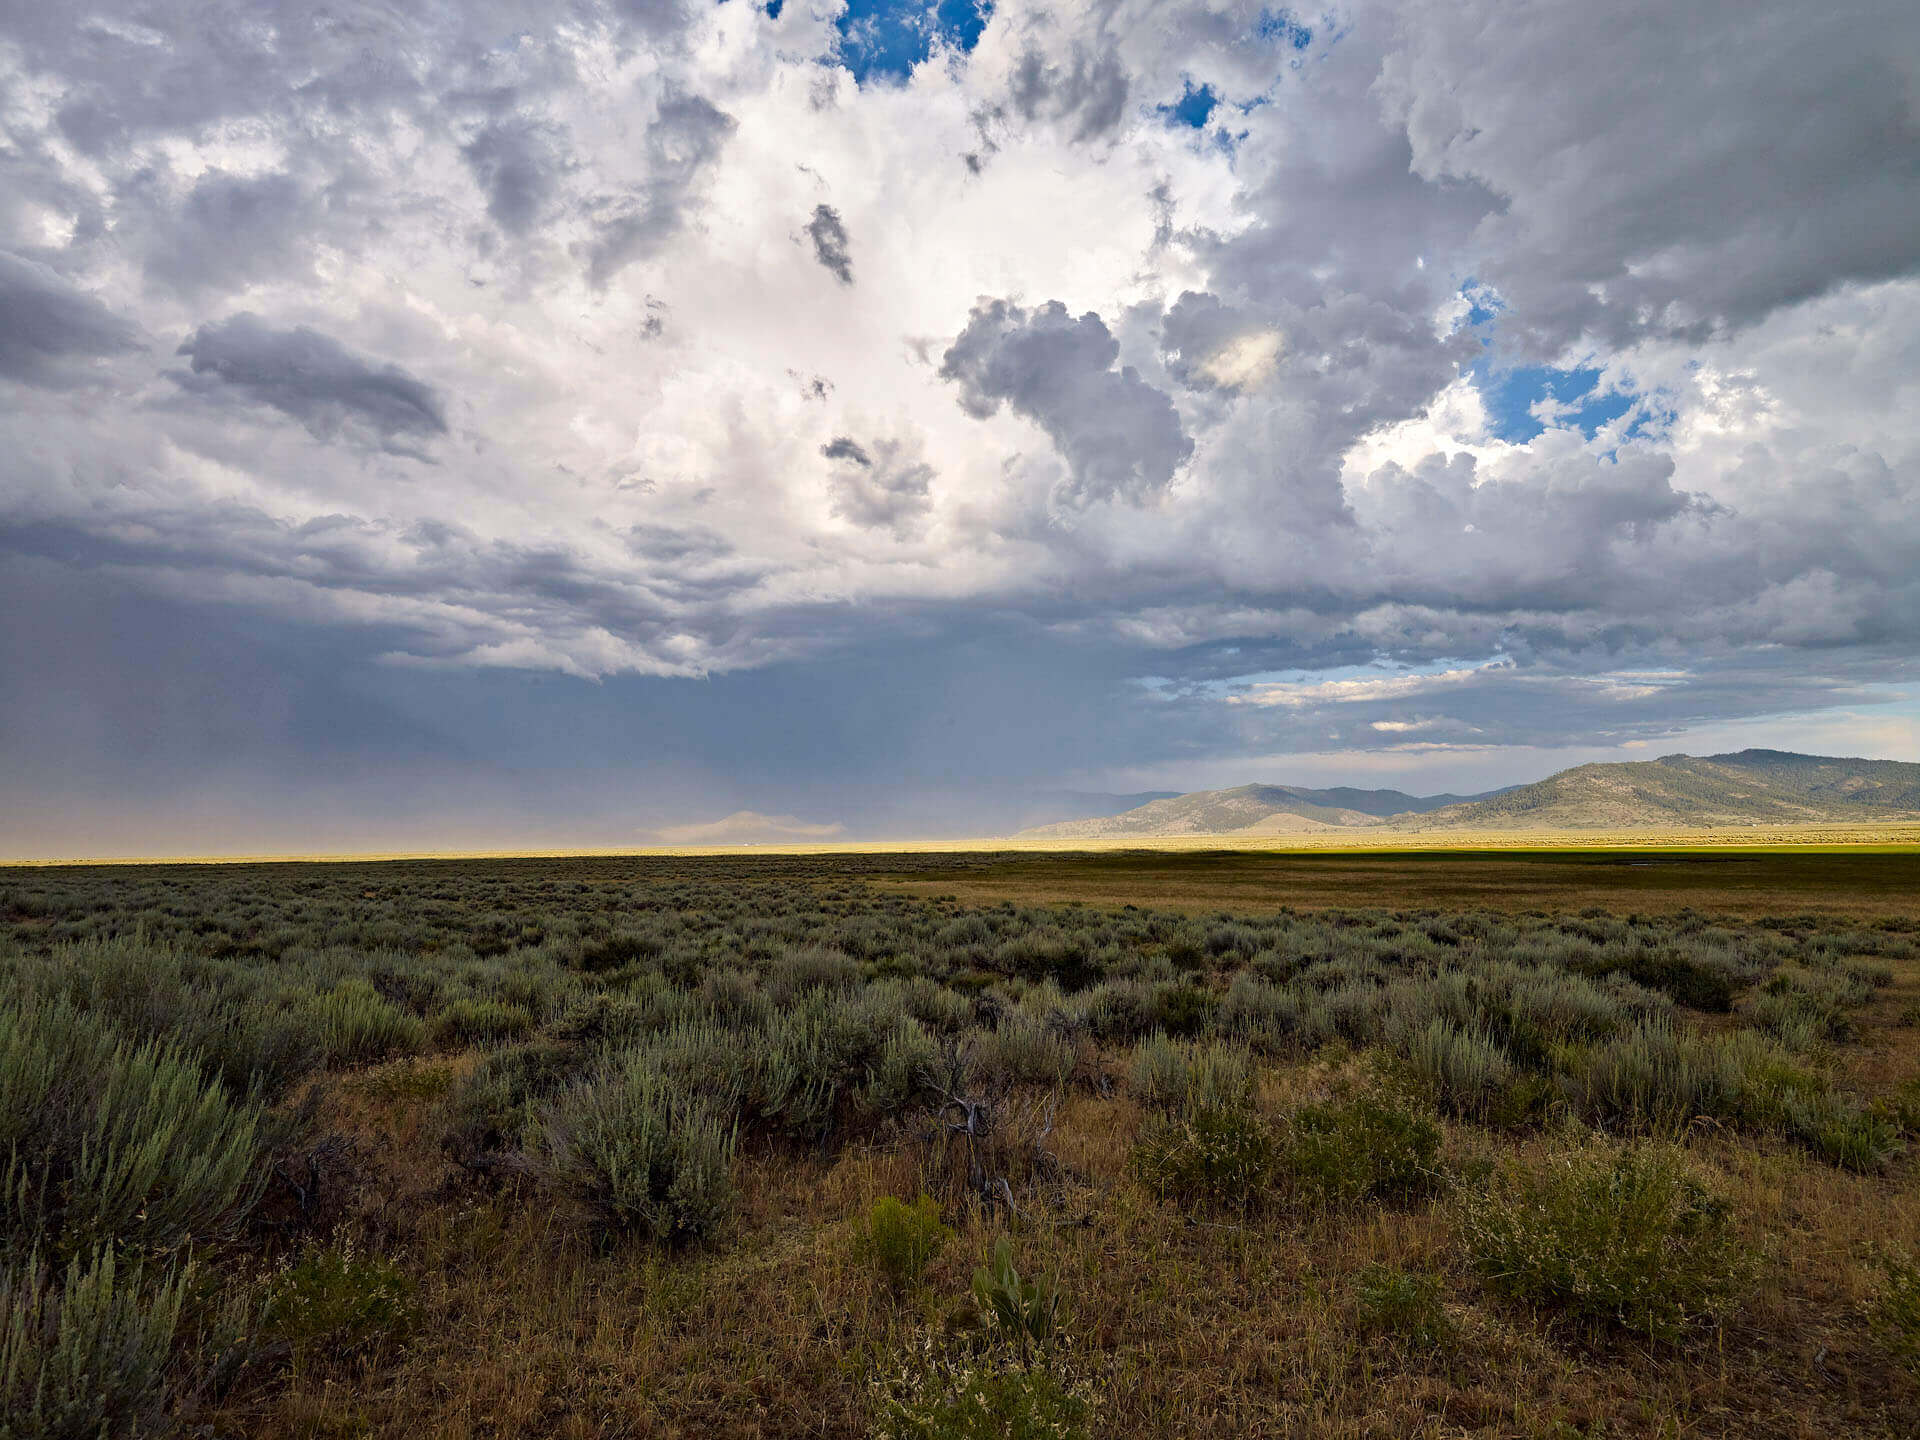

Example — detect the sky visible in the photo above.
[2,0,1918,855]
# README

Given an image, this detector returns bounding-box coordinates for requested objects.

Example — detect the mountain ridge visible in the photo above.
[1015,751,1920,838]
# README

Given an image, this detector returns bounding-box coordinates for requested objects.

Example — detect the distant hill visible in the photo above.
[1014,782,1497,840]
[1408,750,1920,829]
[1014,751,1920,839]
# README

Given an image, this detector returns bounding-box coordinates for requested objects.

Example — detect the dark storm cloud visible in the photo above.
[1006,45,1130,142]
[463,119,564,235]
[807,205,854,284]
[821,436,872,466]
[140,170,318,295]
[1385,0,1920,352]
[174,315,447,451]
[941,299,1193,506]
[584,91,735,288]
[0,251,141,384]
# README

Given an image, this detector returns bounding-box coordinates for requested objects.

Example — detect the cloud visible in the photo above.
[650,810,846,845]
[1004,43,1130,143]
[940,298,1193,505]
[463,118,565,236]
[822,434,937,534]
[174,314,447,452]
[807,204,853,283]
[0,251,141,384]
[583,90,734,289]
[1,0,1919,848]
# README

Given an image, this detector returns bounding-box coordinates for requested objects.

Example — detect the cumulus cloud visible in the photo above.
[174,315,447,452]
[1,0,1918,842]
[941,298,1193,505]
[822,434,936,534]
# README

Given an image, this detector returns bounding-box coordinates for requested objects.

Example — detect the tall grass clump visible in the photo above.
[0,1247,186,1440]
[1456,1140,1747,1341]
[306,978,427,1064]
[1,997,262,1257]
[544,1055,738,1243]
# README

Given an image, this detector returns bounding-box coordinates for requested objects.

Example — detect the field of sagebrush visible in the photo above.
[2,854,1918,1439]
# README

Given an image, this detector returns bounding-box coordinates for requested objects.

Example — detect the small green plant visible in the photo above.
[0,1247,186,1440]
[1132,1104,1278,1210]
[1868,1250,1920,1376]
[864,1195,951,1290]
[1457,1141,1747,1341]
[872,1334,1095,1440]
[1353,1264,1454,1351]
[261,1234,414,1362]
[972,1238,1065,1359]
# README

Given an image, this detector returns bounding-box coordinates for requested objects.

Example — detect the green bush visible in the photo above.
[1132,1105,1278,1210]
[261,1235,414,1362]
[1353,1264,1453,1350]
[1457,1141,1747,1341]
[863,1195,950,1290]
[0,1247,185,1440]
[546,1059,738,1243]
[1280,1094,1440,1207]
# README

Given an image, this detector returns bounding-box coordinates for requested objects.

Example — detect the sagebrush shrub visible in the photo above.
[0,1248,185,1440]
[1126,1034,1253,1115]
[547,1058,738,1242]
[1456,1141,1747,1340]
[0,996,262,1256]
[429,997,535,1046]
[863,1195,950,1289]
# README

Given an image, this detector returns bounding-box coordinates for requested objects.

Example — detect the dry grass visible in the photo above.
[195,974,1920,1440]
[877,848,1920,920]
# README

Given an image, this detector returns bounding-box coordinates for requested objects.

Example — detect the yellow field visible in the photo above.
[9,821,1920,867]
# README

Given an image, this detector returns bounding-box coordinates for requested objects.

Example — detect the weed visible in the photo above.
[261,1234,414,1363]
[1133,1105,1278,1210]
[1353,1264,1454,1351]
[1280,1094,1441,1207]
[1456,1141,1747,1341]
[864,1195,951,1290]
[972,1238,1066,1359]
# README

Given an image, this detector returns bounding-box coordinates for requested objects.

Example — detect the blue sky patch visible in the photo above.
[1257,9,1314,49]
[836,0,992,84]
[1159,79,1220,129]
[1475,364,1636,444]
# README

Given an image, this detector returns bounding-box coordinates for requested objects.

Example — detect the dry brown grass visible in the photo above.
[195,966,1920,1440]
[875,848,1920,920]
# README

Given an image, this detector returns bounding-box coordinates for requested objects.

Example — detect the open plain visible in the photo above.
[4,845,1919,1438]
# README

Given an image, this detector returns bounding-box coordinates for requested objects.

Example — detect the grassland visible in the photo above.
[2,850,1917,1438]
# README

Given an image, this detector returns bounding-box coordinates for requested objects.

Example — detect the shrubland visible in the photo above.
[0,854,1914,1436]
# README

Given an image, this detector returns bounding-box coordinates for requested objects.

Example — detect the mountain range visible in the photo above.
[1014,751,1920,838]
